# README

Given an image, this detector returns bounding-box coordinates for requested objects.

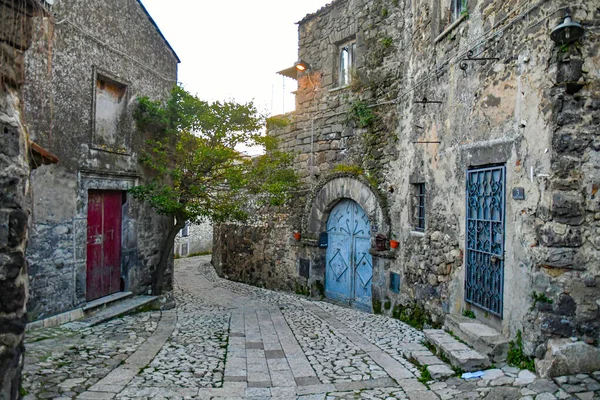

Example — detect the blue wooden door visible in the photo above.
[325,199,373,310]
[465,166,505,317]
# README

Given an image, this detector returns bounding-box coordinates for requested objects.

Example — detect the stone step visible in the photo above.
[82,291,133,312]
[424,329,490,372]
[444,314,510,362]
[66,295,158,329]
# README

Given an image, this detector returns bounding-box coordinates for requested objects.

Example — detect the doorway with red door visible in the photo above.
[86,190,124,301]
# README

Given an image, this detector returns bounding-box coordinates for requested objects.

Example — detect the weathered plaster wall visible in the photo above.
[22,0,178,320]
[214,0,599,356]
[174,221,213,257]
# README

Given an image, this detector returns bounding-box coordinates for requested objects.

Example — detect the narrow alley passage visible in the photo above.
[23,257,600,399]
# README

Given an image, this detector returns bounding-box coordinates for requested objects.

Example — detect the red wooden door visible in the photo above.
[86,190,123,301]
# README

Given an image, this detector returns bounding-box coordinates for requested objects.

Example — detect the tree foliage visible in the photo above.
[131,85,298,293]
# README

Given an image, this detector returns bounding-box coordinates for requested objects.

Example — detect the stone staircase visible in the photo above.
[424,329,490,372]
[444,314,510,363]
[68,293,158,328]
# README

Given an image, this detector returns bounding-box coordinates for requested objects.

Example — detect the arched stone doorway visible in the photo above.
[325,198,373,310]
[302,174,390,311]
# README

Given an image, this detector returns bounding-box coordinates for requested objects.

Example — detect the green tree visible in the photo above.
[132,85,298,294]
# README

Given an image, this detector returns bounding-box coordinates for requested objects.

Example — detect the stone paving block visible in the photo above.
[248,380,272,388]
[427,364,455,379]
[296,383,336,395]
[398,379,429,392]
[77,392,115,400]
[224,376,247,382]
[245,387,271,397]
[270,369,295,387]
[246,341,264,349]
[268,358,291,371]
[295,376,321,386]
[416,354,445,366]
[266,349,286,359]
[270,386,297,397]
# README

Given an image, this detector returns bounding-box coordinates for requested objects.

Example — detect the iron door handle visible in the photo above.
[491,255,504,263]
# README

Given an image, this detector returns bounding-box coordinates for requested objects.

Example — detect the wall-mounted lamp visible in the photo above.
[294,60,311,72]
[551,13,584,44]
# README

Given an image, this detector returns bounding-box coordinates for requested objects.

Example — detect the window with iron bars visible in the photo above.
[412,183,426,232]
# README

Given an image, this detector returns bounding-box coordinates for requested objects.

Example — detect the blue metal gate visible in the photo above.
[465,165,505,317]
[325,199,373,310]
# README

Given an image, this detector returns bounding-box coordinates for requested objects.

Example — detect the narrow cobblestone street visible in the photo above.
[23,257,600,400]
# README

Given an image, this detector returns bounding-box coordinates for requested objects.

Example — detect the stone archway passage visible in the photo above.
[325,199,373,311]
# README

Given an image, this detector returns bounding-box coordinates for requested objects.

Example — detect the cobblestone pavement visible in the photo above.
[23,256,600,399]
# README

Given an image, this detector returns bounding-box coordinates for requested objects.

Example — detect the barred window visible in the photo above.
[412,183,426,232]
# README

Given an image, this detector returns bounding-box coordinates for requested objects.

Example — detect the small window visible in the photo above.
[94,74,128,151]
[451,0,466,21]
[390,272,401,293]
[181,243,189,256]
[338,41,356,87]
[412,183,426,232]
[181,222,189,237]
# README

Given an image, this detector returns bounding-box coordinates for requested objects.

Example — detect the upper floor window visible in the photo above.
[181,222,189,237]
[338,40,356,87]
[451,0,466,21]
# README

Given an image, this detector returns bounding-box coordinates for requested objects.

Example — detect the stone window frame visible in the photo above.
[90,66,132,155]
[335,37,357,89]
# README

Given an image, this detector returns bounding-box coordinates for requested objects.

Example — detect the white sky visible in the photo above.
[141,0,331,117]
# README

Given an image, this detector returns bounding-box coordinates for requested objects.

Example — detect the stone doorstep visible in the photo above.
[74,295,159,327]
[26,308,85,331]
[444,314,510,362]
[82,291,134,312]
[424,329,490,372]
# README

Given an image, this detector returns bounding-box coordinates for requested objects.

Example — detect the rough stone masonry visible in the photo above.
[0,0,55,397]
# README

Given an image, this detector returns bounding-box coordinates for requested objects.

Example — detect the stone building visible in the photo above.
[0,0,57,396]
[21,0,179,322]
[174,221,213,258]
[214,0,599,369]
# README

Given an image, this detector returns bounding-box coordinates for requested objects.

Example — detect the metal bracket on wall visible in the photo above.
[414,96,443,107]
[459,48,499,74]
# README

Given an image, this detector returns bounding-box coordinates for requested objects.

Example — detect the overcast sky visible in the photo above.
[141,0,331,117]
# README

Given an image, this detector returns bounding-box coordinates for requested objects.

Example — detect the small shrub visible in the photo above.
[373,299,382,314]
[507,330,535,372]
[333,163,365,175]
[418,364,431,385]
[531,291,553,310]
[462,309,476,319]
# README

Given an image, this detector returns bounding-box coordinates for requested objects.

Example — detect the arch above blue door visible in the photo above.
[325,199,373,311]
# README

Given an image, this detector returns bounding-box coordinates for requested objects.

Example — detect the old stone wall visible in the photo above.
[22,0,178,320]
[214,0,599,357]
[0,0,48,397]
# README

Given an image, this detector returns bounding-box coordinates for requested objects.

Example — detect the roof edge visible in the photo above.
[296,0,344,25]
[136,0,181,64]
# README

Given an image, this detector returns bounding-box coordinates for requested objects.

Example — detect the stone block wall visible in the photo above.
[0,0,48,397]
[214,0,599,356]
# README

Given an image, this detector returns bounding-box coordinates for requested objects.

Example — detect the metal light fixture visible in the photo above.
[294,60,311,72]
[551,13,584,44]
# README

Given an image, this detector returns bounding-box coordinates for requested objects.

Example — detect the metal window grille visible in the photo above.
[413,183,426,232]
